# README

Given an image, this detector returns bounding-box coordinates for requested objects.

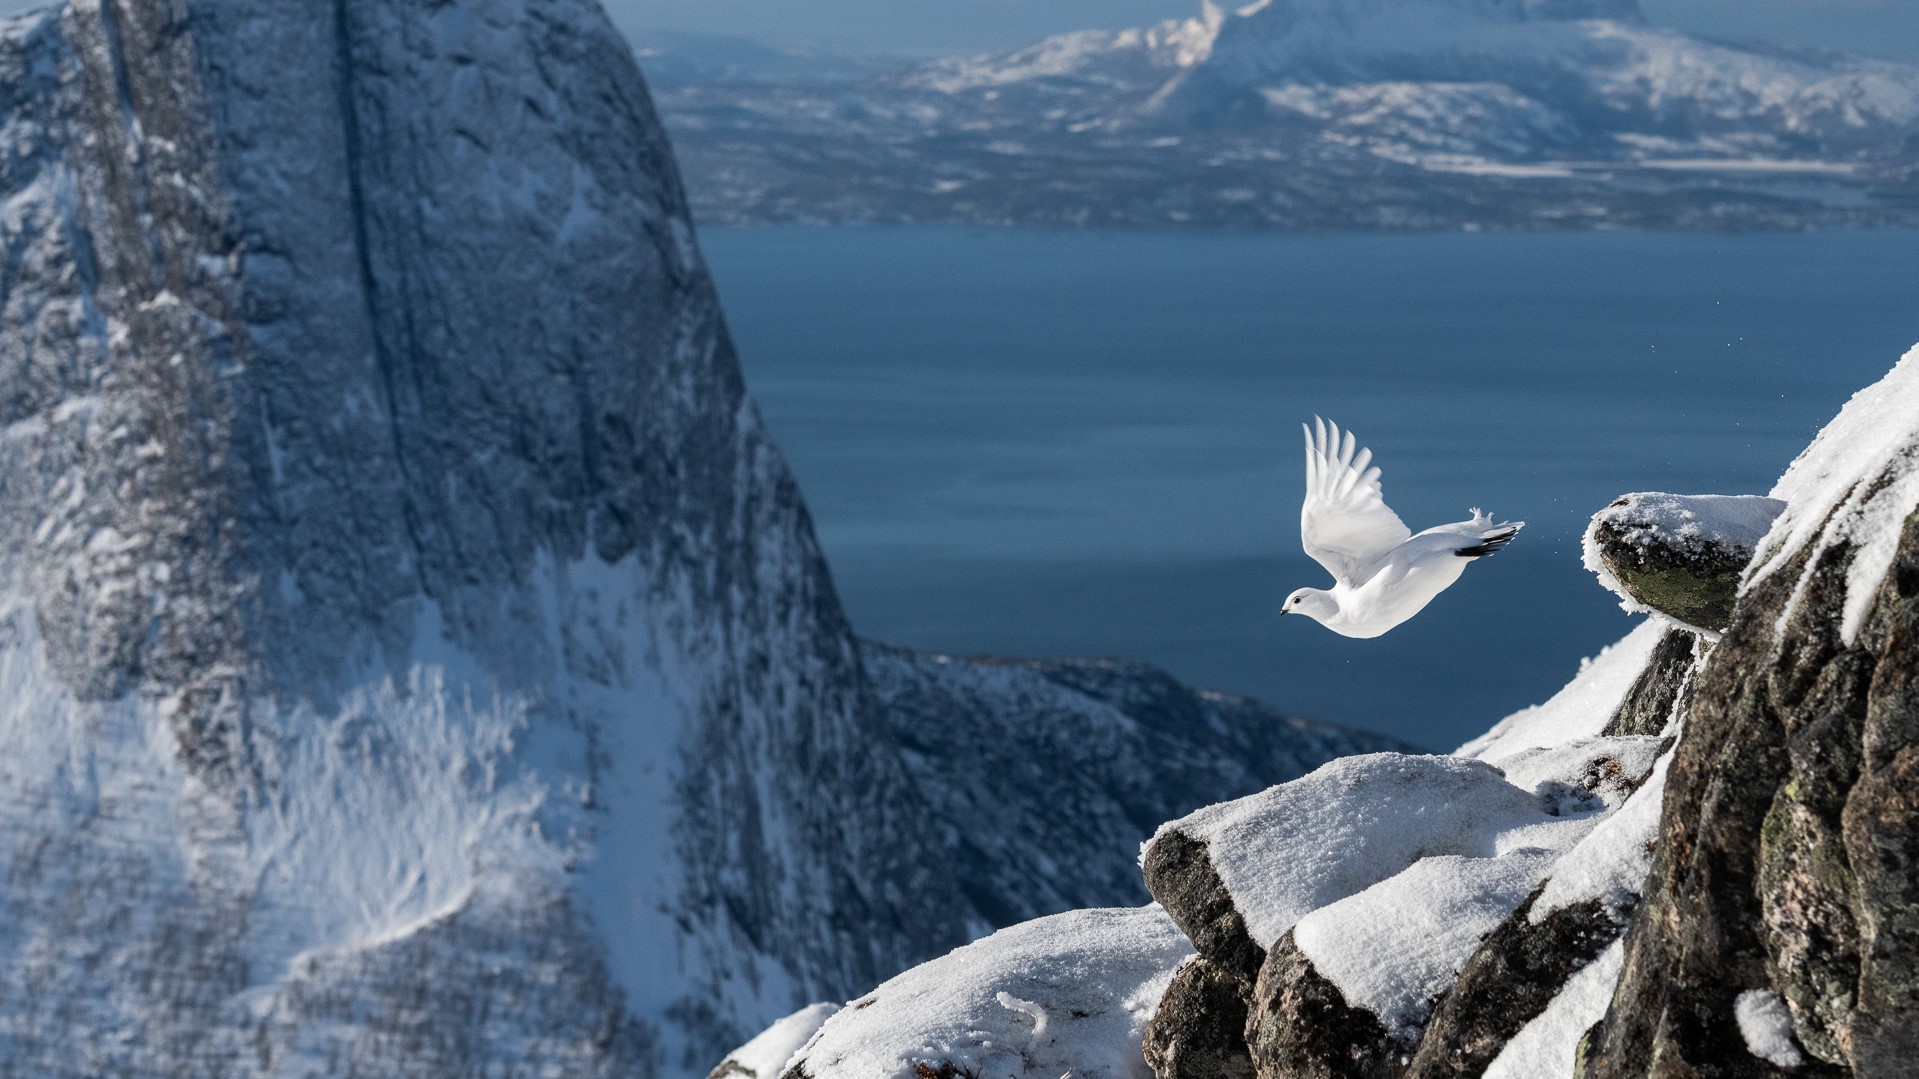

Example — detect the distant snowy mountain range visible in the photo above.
[637,0,1919,228]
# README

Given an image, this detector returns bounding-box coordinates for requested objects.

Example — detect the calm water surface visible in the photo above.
[702,228,1919,749]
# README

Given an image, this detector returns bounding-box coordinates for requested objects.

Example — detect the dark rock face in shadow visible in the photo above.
[1603,628,1697,737]
[1147,959,1259,1079]
[1403,893,1621,1079]
[1245,931,1401,1079]
[1143,829,1267,984]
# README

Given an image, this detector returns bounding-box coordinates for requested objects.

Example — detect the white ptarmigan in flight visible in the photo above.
[1284,418,1522,638]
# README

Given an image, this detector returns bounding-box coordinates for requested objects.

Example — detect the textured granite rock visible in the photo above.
[1403,894,1622,1079]
[1246,931,1401,1079]
[1145,959,1258,1079]
[1582,356,1919,1075]
[1601,628,1698,737]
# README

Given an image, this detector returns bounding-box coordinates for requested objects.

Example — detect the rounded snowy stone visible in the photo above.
[784,906,1193,1079]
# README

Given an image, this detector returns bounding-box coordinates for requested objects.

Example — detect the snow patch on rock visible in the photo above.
[787,906,1192,1079]
[1152,754,1566,951]
[1734,989,1806,1068]
[709,1002,841,1079]
[1293,849,1561,1040]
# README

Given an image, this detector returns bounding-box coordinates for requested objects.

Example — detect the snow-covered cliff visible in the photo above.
[0,3,1404,1073]
[761,346,1919,1078]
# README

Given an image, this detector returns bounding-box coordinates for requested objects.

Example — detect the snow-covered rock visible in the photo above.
[1583,492,1785,632]
[1148,754,1575,954]
[646,0,1919,229]
[782,906,1194,1079]
[1126,636,1678,1076]
[808,348,1919,1079]
[709,1004,841,1079]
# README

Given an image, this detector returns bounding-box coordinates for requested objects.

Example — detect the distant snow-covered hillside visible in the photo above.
[646,0,1919,229]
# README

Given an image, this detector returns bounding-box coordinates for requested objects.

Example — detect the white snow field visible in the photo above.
[709,1003,842,1078]
[785,907,1193,1079]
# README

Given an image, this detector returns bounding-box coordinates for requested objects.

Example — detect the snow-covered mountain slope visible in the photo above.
[752,344,1919,1078]
[0,3,1401,1074]
[864,645,1413,925]
[648,0,1919,229]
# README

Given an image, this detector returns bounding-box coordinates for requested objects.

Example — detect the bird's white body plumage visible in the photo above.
[1287,419,1522,638]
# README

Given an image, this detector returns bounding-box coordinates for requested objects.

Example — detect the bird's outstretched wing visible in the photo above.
[1301,417,1412,586]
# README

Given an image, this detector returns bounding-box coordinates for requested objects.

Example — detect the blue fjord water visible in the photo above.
[703,227,1919,750]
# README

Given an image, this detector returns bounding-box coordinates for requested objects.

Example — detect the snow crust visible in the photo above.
[1456,621,1665,763]
[714,1002,842,1078]
[1753,343,1919,643]
[1155,754,1565,950]
[1531,747,1669,922]
[1281,734,1663,1032]
[788,906,1192,1079]
[1294,849,1559,1039]
[1482,939,1625,1079]
[1734,989,1806,1068]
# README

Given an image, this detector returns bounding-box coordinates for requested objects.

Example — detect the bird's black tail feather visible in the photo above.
[1457,522,1523,558]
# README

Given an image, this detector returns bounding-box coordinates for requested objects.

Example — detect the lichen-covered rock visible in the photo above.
[1583,493,1786,632]
[1584,349,1919,1076]
[1246,931,1400,1079]
[1145,959,1258,1079]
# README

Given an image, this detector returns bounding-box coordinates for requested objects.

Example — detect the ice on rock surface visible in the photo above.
[1754,343,1919,642]
[786,906,1193,1079]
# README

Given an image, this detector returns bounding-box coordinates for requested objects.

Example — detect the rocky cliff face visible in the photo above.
[761,349,1919,1077]
[1583,350,1919,1076]
[0,0,930,1070]
[0,4,1402,1073]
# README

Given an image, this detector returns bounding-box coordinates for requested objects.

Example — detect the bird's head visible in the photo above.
[1281,587,1338,624]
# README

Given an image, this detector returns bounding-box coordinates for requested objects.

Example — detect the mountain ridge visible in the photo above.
[643,0,1919,229]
